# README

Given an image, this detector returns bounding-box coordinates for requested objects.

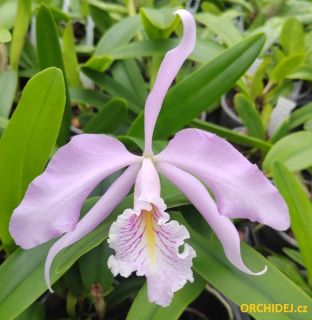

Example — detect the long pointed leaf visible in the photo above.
[36,4,71,146]
[0,68,65,251]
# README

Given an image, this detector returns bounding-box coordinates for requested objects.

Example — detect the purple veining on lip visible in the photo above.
[108,197,196,307]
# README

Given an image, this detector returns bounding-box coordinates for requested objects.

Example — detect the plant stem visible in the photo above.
[262,81,274,96]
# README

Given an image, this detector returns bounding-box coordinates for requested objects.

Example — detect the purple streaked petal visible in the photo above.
[154,129,289,230]
[45,163,142,291]
[143,10,196,156]
[156,161,267,275]
[10,134,142,249]
[108,205,196,307]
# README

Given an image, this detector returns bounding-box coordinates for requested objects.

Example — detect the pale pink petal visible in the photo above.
[156,161,267,275]
[45,163,142,291]
[108,205,196,307]
[133,159,169,224]
[143,10,196,156]
[10,134,142,249]
[154,129,289,231]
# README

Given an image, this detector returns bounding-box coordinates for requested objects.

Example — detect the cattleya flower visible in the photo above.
[10,10,289,307]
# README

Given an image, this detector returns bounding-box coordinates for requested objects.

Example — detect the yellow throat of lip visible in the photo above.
[145,210,156,265]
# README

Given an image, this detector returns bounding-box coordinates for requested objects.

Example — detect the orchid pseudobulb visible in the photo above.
[9,9,289,307]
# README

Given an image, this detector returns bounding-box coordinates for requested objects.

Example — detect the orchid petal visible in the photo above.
[156,161,267,275]
[108,205,195,307]
[143,10,196,156]
[154,129,289,230]
[44,163,141,291]
[10,134,141,249]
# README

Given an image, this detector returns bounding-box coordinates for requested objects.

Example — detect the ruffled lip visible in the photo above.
[107,200,196,307]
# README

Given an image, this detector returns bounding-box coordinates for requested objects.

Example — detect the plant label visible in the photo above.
[246,58,263,77]
[267,97,296,137]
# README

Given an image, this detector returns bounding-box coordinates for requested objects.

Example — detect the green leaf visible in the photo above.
[265,80,293,106]
[15,302,45,320]
[82,55,113,73]
[0,68,65,251]
[110,38,224,64]
[270,53,305,84]
[172,212,312,320]
[86,15,142,72]
[0,239,65,319]
[62,22,82,89]
[9,0,31,70]
[64,262,86,297]
[283,248,305,267]
[87,0,127,15]
[79,240,114,293]
[190,119,272,151]
[226,0,254,12]
[201,2,222,14]
[234,93,265,139]
[79,113,94,129]
[280,18,305,55]
[271,46,286,64]
[260,103,273,130]
[19,38,39,70]
[287,65,312,81]
[267,255,311,296]
[111,59,148,105]
[0,70,18,118]
[36,4,71,146]
[268,119,290,144]
[0,28,11,43]
[0,2,18,30]
[69,88,111,109]
[304,119,312,131]
[289,102,312,129]
[95,15,142,57]
[127,272,205,320]
[180,205,213,240]
[105,278,145,310]
[0,116,8,137]
[80,68,143,114]
[278,1,312,25]
[49,6,70,22]
[272,161,312,285]
[117,136,168,154]
[83,98,128,134]
[263,131,312,173]
[140,7,179,39]
[250,57,271,99]
[195,13,242,47]
[128,34,266,140]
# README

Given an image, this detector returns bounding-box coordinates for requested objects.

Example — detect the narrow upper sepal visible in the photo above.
[143,10,196,155]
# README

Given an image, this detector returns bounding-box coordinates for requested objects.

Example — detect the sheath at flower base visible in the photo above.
[9,9,290,307]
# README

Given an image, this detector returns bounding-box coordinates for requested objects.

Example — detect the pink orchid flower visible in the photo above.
[9,10,289,307]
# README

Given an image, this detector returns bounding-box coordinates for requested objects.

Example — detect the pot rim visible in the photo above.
[221,93,243,125]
